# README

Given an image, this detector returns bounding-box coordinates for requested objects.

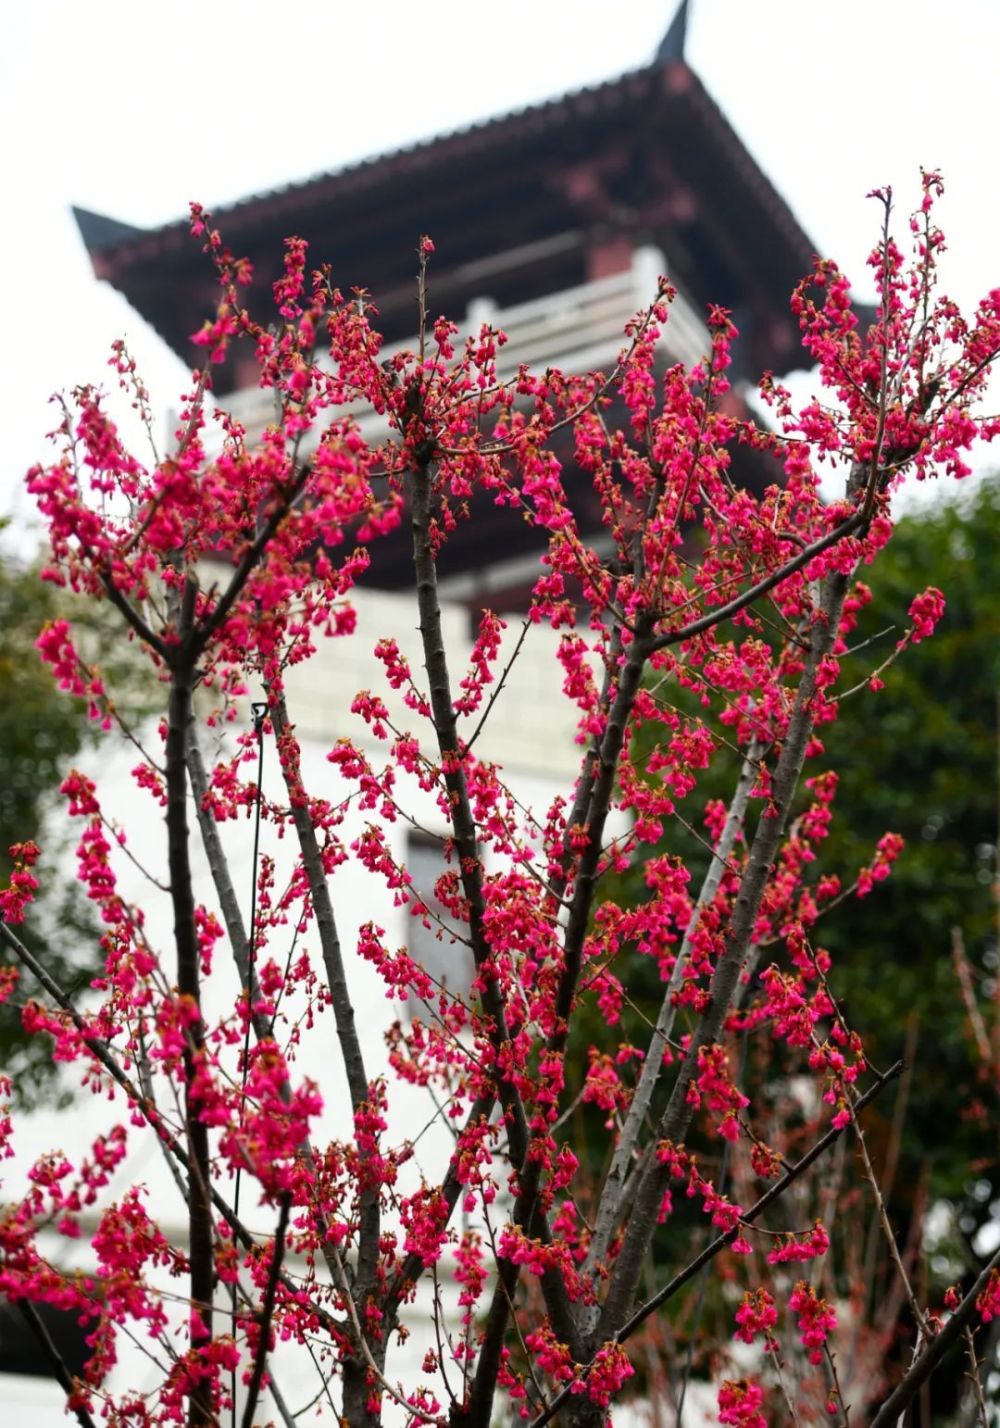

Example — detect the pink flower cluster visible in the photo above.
[7,172,997,1424]
[734,1287,778,1348]
[789,1280,838,1364]
[718,1378,768,1428]
[0,841,40,924]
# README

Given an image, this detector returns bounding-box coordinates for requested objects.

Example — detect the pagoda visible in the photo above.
[73,3,816,605]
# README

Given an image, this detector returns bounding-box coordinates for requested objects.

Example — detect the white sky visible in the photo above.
[2,0,998,539]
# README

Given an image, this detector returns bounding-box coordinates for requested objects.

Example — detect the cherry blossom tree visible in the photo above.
[1,174,999,1428]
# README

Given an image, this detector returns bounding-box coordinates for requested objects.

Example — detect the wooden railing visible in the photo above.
[220,246,708,447]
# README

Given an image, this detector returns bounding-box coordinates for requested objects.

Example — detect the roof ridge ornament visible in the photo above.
[72,206,144,256]
[655,0,690,64]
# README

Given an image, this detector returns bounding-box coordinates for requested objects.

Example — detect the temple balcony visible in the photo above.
[219,246,709,450]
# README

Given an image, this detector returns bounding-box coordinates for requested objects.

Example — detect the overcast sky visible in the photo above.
[3,0,998,540]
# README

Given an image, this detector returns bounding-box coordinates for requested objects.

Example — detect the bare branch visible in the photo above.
[162,589,214,1428]
[868,1242,1000,1428]
[185,716,271,1043]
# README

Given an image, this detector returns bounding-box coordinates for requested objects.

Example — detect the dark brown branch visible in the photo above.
[268,689,384,1424]
[164,580,214,1428]
[554,623,651,1036]
[467,625,655,1412]
[458,1257,523,1428]
[648,507,866,654]
[409,454,529,1151]
[409,451,578,1419]
[97,567,169,661]
[192,468,310,656]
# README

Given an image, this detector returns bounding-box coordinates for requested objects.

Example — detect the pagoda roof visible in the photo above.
[75,50,817,389]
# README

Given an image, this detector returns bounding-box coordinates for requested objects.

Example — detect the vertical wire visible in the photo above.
[232,700,268,1428]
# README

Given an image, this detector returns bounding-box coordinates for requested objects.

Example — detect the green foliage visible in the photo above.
[808,479,999,1421]
[819,478,999,1217]
[0,558,87,863]
[0,539,156,1105]
[0,543,97,1102]
[571,478,999,1346]
[615,479,996,1175]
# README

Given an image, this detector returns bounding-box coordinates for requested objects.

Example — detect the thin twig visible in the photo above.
[18,1300,99,1428]
[327,1244,427,1422]
[824,1341,852,1428]
[868,1241,1000,1428]
[463,617,531,755]
[848,1082,927,1339]
[768,1342,802,1427]
[962,1325,990,1428]
[951,925,993,1066]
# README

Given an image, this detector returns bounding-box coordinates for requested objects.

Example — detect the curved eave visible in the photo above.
[77,64,656,269]
[74,59,818,372]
